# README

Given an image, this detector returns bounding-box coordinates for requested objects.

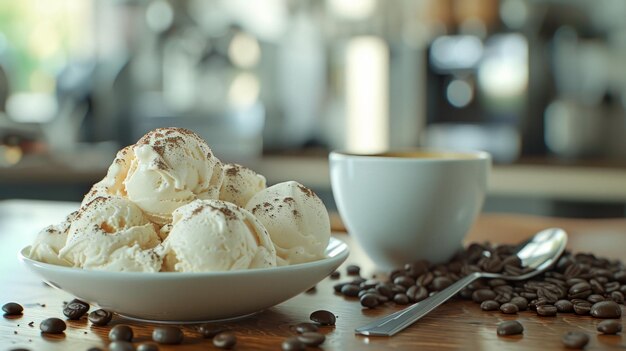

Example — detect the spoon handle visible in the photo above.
[355,272,482,336]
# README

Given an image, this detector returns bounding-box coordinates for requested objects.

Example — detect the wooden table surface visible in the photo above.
[2,200,626,351]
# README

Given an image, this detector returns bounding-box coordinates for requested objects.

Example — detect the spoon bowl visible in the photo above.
[355,228,568,336]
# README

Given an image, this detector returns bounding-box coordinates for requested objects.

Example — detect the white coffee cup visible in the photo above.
[329,150,491,270]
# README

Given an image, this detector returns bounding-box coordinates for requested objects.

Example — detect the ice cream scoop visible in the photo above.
[219,163,266,208]
[59,196,162,272]
[245,181,330,265]
[162,199,277,272]
[81,146,134,207]
[29,211,78,266]
[124,128,224,225]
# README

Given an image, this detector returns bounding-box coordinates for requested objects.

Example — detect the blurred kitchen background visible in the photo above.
[1,0,626,218]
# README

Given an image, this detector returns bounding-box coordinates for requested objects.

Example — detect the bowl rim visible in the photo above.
[19,237,349,279]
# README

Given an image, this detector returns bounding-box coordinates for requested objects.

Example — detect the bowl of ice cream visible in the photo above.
[20,127,346,322]
[19,237,348,322]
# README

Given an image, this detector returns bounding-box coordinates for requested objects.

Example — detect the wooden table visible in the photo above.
[2,200,626,350]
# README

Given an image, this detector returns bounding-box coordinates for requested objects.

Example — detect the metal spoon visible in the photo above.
[355,227,568,336]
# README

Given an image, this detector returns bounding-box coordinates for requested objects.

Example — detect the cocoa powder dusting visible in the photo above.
[297,185,315,197]
[226,165,240,177]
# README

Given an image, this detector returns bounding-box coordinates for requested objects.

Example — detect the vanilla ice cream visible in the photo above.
[29,211,78,266]
[162,199,276,272]
[124,128,224,225]
[81,146,134,207]
[219,163,266,208]
[59,196,163,272]
[245,181,330,265]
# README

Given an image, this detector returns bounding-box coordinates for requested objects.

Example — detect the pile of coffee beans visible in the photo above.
[332,242,626,349]
[333,243,625,320]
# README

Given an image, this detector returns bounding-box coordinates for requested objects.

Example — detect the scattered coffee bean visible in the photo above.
[496,321,523,336]
[109,325,133,342]
[282,336,305,351]
[360,293,379,308]
[536,305,557,317]
[87,347,104,351]
[480,300,500,311]
[108,341,134,351]
[2,302,23,316]
[88,309,113,326]
[510,296,528,311]
[590,301,621,318]
[213,332,237,349]
[297,332,325,347]
[137,343,159,351]
[472,289,497,303]
[394,276,415,288]
[596,320,622,334]
[346,265,361,276]
[198,325,226,338]
[500,303,519,314]
[330,271,340,279]
[561,331,589,349]
[152,326,183,345]
[40,318,66,334]
[341,284,361,297]
[555,300,574,313]
[292,322,319,334]
[310,310,336,326]
[63,299,89,320]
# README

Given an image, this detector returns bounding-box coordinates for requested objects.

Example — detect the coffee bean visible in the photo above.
[500,303,519,314]
[480,300,500,311]
[596,320,622,334]
[610,291,624,304]
[109,325,133,342]
[393,293,409,305]
[330,271,340,279]
[488,279,507,287]
[297,332,325,347]
[374,283,392,297]
[341,284,361,297]
[137,343,159,351]
[407,286,428,302]
[152,326,183,345]
[282,336,305,351]
[333,282,347,293]
[590,301,621,318]
[510,296,528,311]
[568,282,592,299]
[393,276,415,288]
[587,294,605,304]
[472,289,497,303]
[310,310,336,326]
[2,302,23,316]
[346,265,361,276]
[536,305,557,316]
[198,325,226,338]
[213,332,237,349]
[496,320,523,336]
[292,322,318,334]
[561,331,589,349]
[573,303,591,315]
[360,293,379,308]
[108,341,134,351]
[87,348,104,351]
[605,281,621,293]
[63,299,89,320]
[417,272,434,287]
[88,309,113,326]
[555,300,574,313]
[40,318,66,334]
[431,277,453,291]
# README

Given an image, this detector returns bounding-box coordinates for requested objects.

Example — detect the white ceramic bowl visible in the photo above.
[19,237,348,323]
